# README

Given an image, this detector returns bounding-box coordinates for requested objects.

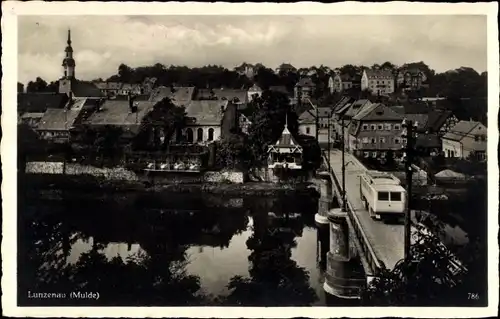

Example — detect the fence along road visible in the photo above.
[327,149,405,271]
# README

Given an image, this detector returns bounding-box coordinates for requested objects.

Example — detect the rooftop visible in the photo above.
[85,99,156,132]
[296,77,316,87]
[18,92,68,114]
[70,79,105,98]
[150,86,195,106]
[185,100,229,126]
[365,69,394,79]
[37,98,90,131]
[443,120,484,142]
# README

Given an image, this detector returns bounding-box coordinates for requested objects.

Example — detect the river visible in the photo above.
[18,188,361,306]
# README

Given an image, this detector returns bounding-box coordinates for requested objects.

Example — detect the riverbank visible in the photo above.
[20,173,319,197]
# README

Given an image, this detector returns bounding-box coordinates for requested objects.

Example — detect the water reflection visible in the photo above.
[18,189,330,306]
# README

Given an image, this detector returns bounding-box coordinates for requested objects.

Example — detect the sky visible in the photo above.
[17,15,487,85]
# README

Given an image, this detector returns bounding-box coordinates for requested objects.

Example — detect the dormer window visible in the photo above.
[362,124,368,131]
[371,124,376,130]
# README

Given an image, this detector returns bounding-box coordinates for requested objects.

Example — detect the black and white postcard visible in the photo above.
[2,1,498,318]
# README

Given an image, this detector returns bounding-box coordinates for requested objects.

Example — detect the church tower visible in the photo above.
[59,29,76,96]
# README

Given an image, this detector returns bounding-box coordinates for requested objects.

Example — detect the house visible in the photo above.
[196,88,249,109]
[211,89,248,106]
[442,120,487,160]
[309,106,335,146]
[331,98,370,144]
[267,119,303,170]
[361,69,395,95]
[170,100,231,145]
[328,73,357,93]
[427,109,458,137]
[36,98,97,143]
[120,83,143,96]
[149,86,196,107]
[17,93,69,128]
[142,77,158,95]
[234,62,257,78]
[347,103,405,159]
[94,82,123,97]
[294,77,316,101]
[82,97,156,139]
[297,109,316,137]
[275,63,297,74]
[247,84,263,101]
[396,68,427,91]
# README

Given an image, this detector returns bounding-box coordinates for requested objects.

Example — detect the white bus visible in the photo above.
[359,170,406,221]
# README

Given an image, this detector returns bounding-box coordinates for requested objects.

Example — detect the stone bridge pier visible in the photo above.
[314,172,333,226]
[323,208,365,299]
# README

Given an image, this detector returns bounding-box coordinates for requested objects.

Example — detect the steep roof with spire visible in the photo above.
[270,115,302,152]
[62,29,75,68]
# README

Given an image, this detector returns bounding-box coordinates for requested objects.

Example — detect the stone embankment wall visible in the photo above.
[248,167,313,183]
[204,170,245,184]
[25,162,245,184]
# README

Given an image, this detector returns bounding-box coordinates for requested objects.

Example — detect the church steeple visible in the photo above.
[62,28,75,79]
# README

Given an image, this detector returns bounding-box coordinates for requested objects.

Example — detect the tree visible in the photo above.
[92,125,125,165]
[135,97,187,151]
[245,90,294,166]
[118,63,134,83]
[26,77,48,93]
[215,134,251,169]
[361,222,471,306]
[253,67,281,90]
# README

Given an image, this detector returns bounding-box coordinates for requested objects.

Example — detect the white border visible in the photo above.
[2,1,499,318]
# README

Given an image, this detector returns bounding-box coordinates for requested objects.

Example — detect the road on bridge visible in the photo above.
[327,149,405,270]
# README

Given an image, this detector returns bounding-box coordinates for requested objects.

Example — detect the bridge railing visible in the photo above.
[322,153,386,275]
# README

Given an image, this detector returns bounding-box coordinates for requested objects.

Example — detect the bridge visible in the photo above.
[320,149,405,276]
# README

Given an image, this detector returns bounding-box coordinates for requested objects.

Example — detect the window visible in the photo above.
[371,124,376,130]
[379,137,386,143]
[394,138,400,144]
[385,123,392,130]
[208,128,214,141]
[377,124,383,130]
[474,135,479,141]
[390,192,402,201]
[197,128,203,142]
[372,152,377,158]
[394,124,400,130]
[186,128,194,143]
[362,137,369,144]
[371,138,376,144]
[402,138,407,144]
[380,151,386,158]
[362,124,368,131]
[364,152,370,158]
[306,127,310,134]
[378,192,389,201]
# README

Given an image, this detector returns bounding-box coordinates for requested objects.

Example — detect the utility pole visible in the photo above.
[341,116,346,212]
[327,111,331,171]
[314,100,319,142]
[402,118,418,262]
